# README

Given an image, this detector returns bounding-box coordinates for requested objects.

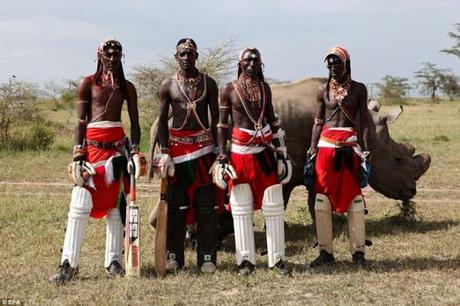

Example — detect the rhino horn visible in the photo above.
[368,99,381,112]
[414,153,431,180]
[383,105,404,124]
[401,142,416,156]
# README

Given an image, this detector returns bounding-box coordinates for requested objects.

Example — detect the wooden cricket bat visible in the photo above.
[125,170,140,277]
[154,177,168,276]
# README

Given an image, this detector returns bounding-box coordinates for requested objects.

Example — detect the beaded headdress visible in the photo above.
[97,38,123,57]
[239,47,261,62]
[176,38,197,53]
[324,46,349,64]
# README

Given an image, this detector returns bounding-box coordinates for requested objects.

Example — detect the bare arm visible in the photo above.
[310,86,326,153]
[157,79,172,151]
[358,83,370,152]
[126,81,141,148]
[263,83,281,148]
[75,76,92,146]
[207,77,219,144]
[217,83,232,159]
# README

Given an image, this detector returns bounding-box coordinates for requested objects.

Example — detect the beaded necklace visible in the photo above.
[233,75,266,132]
[172,71,208,131]
[329,75,352,101]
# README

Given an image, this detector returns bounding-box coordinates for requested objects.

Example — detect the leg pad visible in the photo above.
[314,193,333,254]
[230,184,256,266]
[262,184,285,268]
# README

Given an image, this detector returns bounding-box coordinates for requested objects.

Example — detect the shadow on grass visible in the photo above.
[284,216,459,239]
[366,217,459,237]
[288,257,460,274]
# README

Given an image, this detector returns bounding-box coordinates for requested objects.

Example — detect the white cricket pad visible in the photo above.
[61,186,93,268]
[230,184,256,265]
[347,195,366,254]
[314,193,333,254]
[262,184,285,267]
[105,208,124,268]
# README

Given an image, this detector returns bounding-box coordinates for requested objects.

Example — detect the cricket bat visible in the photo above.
[154,177,168,276]
[125,168,140,277]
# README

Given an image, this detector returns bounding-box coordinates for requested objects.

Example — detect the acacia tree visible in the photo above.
[132,39,238,127]
[377,75,411,104]
[439,73,460,101]
[0,78,38,143]
[414,63,447,100]
[441,23,460,59]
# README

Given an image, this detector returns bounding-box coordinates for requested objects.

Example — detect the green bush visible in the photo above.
[3,123,54,151]
[28,123,54,150]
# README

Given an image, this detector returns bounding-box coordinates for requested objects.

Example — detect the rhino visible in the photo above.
[271,78,431,217]
[149,77,431,219]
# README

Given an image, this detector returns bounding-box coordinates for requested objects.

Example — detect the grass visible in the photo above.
[0,100,459,305]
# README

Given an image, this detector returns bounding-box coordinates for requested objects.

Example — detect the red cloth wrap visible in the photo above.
[315,126,362,213]
[168,129,225,225]
[229,128,278,210]
[85,125,128,219]
[231,127,273,145]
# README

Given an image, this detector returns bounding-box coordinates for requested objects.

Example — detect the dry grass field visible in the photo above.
[0,101,459,305]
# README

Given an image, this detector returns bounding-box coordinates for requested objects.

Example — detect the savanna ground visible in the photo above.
[0,100,459,305]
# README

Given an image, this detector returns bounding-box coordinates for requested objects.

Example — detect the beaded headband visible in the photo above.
[176,38,197,53]
[97,38,122,56]
[239,47,261,62]
[324,46,349,63]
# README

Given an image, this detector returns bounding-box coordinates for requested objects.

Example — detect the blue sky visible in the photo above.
[1,0,459,93]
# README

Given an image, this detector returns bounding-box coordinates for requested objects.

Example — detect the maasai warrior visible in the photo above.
[49,39,145,285]
[152,38,220,273]
[308,46,371,268]
[215,47,292,275]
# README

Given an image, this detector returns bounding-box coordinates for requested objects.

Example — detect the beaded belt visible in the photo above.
[169,133,212,145]
[87,138,125,150]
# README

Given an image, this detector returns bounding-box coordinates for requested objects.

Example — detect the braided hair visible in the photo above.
[94,39,128,98]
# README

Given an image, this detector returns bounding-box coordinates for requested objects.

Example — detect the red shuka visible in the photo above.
[314,126,362,213]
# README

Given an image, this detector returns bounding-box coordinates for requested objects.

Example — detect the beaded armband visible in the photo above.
[271,118,281,127]
[76,118,88,125]
[217,122,230,129]
[314,117,325,126]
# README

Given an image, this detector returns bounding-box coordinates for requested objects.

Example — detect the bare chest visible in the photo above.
[91,86,124,108]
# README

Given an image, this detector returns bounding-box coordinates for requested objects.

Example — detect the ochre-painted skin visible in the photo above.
[218,49,279,160]
[75,48,140,146]
[310,54,370,154]
[156,47,219,148]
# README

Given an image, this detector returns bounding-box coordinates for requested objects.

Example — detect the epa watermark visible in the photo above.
[1,299,22,305]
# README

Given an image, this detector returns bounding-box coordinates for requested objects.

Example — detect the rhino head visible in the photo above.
[367,101,431,200]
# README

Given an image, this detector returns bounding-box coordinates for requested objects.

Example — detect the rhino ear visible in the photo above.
[383,105,404,124]
[368,99,381,112]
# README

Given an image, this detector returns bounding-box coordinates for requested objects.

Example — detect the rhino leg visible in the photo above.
[282,183,296,210]
[308,189,316,224]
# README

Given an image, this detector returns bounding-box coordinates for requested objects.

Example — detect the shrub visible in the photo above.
[4,122,54,151]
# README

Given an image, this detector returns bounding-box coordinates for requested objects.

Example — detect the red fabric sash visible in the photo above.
[231,127,273,146]
[315,126,362,213]
[85,125,127,218]
[86,126,125,163]
[169,129,213,160]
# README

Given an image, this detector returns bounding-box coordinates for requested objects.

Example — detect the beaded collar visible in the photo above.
[329,75,352,101]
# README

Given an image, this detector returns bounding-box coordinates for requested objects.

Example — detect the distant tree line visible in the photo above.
[376,23,460,104]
